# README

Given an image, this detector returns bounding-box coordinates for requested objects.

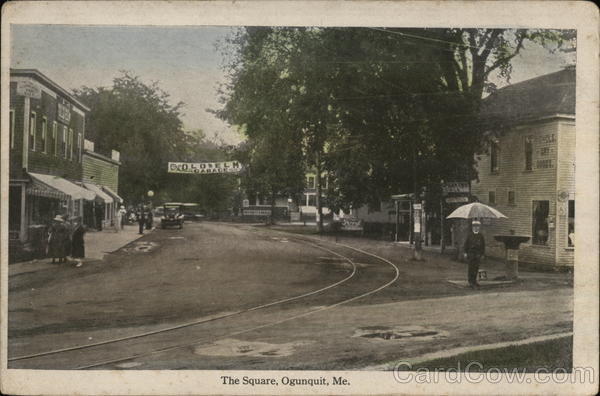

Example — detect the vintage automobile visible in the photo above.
[181,203,205,222]
[160,203,184,229]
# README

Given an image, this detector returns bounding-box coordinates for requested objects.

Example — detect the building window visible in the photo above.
[62,126,68,158]
[508,191,516,205]
[488,191,496,205]
[306,175,315,189]
[308,194,316,207]
[69,129,74,160]
[77,132,82,162]
[41,117,48,153]
[490,140,499,173]
[52,122,58,155]
[524,136,533,171]
[567,200,575,247]
[532,200,550,245]
[29,112,37,151]
[9,110,15,149]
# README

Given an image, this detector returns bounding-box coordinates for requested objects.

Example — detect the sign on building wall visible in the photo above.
[168,161,243,174]
[535,133,556,169]
[57,101,71,124]
[84,139,95,152]
[16,80,42,99]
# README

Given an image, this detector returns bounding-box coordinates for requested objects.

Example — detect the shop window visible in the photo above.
[29,112,36,151]
[41,117,47,153]
[9,110,15,149]
[532,200,550,245]
[508,191,516,205]
[52,122,58,155]
[62,126,68,158]
[490,140,499,173]
[524,136,533,171]
[306,175,315,189]
[488,191,496,205]
[567,200,575,247]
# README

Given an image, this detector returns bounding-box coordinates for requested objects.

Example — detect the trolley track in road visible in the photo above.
[9,227,400,369]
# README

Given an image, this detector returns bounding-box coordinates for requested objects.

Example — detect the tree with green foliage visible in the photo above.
[75,72,238,212]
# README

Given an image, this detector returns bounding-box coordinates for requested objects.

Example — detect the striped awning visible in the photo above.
[29,172,96,201]
[26,178,69,200]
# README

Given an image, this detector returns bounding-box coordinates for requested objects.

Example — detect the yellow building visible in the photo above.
[472,67,575,268]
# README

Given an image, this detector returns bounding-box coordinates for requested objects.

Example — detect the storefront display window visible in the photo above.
[568,200,575,247]
[532,200,549,245]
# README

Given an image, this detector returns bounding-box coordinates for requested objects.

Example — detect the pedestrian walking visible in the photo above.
[117,205,127,230]
[48,215,69,264]
[70,217,86,264]
[137,206,146,235]
[146,209,153,230]
[464,220,485,288]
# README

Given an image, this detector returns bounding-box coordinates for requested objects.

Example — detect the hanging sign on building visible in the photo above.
[168,161,243,174]
[445,196,469,204]
[16,80,42,99]
[442,182,469,194]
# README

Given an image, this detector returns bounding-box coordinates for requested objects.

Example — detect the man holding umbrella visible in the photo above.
[447,202,507,289]
[464,220,485,288]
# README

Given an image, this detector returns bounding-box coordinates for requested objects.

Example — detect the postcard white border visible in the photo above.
[1,1,598,395]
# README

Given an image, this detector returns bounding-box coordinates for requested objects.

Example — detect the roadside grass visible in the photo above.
[405,336,573,372]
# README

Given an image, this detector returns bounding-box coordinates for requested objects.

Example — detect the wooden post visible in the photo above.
[440,198,445,254]
[395,200,400,242]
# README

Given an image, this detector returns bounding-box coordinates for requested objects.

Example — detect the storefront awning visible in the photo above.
[29,172,96,201]
[102,186,124,203]
[83,182,114,204]
[26,178,69,200]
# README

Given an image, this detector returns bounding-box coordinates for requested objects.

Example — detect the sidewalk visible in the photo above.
[85,224,151,260]
[9,225,153,276]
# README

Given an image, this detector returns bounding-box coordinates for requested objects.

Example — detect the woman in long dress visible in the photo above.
[71,217,86,262]
[48,215,69,263]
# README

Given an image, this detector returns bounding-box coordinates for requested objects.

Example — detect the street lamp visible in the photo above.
[147,190,154,208]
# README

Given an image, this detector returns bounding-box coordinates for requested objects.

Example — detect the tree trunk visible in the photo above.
[315,150,324,233]
[269,189,276,225]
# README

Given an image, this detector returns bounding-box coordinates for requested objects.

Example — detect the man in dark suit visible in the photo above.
[464,220,485,288]
[137,206,146,235]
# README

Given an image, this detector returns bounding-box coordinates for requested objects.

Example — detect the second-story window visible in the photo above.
[488,191,496,205]
[52,122,58,155]
[9,110,15,149]
[41,117,48,153]
[525,136,533,171]
[69,128,74,160]
[29,112,37,151]
[490,140,499,173]
[62,126,68,158]
[77,132,82,162]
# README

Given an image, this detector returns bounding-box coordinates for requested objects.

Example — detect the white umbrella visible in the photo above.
[446,202,508,219]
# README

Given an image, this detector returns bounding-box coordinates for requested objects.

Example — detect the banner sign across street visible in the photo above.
[168,161,243,174]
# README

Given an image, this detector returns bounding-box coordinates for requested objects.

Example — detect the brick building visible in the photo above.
[8,69,122,260]
[9,69,94,244]
[471,67,575,268]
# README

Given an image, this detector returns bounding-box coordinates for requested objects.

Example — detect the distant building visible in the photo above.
[471,67,575,268]
[82,140,123,229]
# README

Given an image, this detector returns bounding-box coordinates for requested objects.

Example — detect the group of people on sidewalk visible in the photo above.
[47,215,86,264]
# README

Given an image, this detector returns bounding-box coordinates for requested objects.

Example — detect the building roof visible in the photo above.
[10,68,91,112]
[481,67,575,124]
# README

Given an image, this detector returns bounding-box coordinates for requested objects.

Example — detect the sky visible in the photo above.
[10,25,575,145]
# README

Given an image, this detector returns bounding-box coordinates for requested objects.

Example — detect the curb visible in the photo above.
[364,332,574,371]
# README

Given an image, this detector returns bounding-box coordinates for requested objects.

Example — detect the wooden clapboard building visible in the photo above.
[471,67,575,268]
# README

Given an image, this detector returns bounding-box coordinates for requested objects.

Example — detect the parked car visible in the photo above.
[181,203,205,222]
[160,203,184,229]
